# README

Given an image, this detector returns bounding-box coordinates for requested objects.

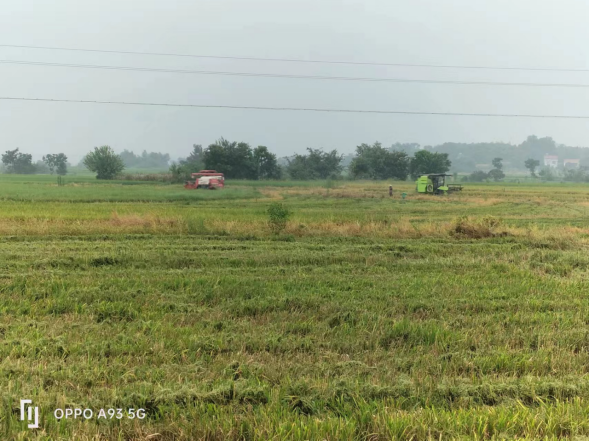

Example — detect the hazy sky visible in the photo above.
[1,0,589,162]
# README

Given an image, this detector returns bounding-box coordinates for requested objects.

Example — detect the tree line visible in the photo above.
[416,135,589,172]
[1,140,452,181]
[119,150,170,169]
[6,134,588,181]
[0,147,172,178]
[171,135,584,182]
[1,148,69,175]
[169,139,452,182]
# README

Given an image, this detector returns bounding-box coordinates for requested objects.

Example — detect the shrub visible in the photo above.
[267,203,291,234]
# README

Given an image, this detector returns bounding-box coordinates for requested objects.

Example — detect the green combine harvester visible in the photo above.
[416,173,463,195]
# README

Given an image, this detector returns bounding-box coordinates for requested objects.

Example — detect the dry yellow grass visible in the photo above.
[0,212,584,245]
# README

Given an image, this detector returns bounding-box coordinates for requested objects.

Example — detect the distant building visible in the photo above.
[544,154,558,168]
[564,159,580,169]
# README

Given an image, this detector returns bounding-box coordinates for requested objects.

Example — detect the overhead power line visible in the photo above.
[1,96,589,119]
[0,43,587,73]
[4,59,589,89]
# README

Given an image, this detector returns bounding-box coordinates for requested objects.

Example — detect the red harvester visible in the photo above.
[184,170,225,190]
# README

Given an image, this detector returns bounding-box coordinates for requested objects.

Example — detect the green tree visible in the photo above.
[55,154,68,176]
[203,138,257,179]
[83,146,125,179]
[409,150,451,179]
[43,153,68,175]
[285,154,310,180]
[169,144,205,182]
[307,148,343,179]
[253,146,282,179]
[538,168,556,181]
[524,158,540,178]
[185,144,203,167]
[2,148,36,174]
[487,169,505,181]
[487,157,505,181]
[286,148,343,180]
[43,154,57,174]
[349,142,409,180]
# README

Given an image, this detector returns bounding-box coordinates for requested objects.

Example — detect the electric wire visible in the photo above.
[0,43,587,73]
[3,59,589,88]
[1,96,588,119]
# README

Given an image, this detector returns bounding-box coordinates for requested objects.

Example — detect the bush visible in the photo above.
[267,203,291,234]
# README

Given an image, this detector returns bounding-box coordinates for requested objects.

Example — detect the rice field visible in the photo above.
[3,175,589,440]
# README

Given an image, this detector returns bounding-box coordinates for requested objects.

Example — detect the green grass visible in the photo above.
[3,175,589,439]
[0,175,259,202]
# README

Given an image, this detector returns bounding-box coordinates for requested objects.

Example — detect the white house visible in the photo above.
[564,159,580,169]
[544,155,558,168]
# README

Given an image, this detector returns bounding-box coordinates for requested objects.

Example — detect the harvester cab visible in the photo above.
[416,173,462,195]
[184,170,225,190]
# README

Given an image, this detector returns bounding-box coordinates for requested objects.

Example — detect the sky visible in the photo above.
[1,0,589,162]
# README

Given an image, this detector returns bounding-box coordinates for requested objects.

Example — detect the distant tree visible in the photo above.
[349,142,409,180]
[487,169,505,182]
[55,154,68,176]
[119,149,170,169]
[253,146,282,179]
[409,150,451,179]
[524,158,540,177]
[285,154,311,180]
[169,144,205,183]
[83,146,125,179]
[487,157,505,182]
[180,144,204,171]
[203,138,257,179]
[43,153,68,175]
[491,157,503,170]
[538,167,556,181]
[140,150,170,168]
[467,170,489,182]
[286,148,343,180]
[186,144,203,164]
[309,148,343,179]
[389,142,421,154]
[520,135,556,160]
[34,160,50,174]
[564,167,589,182]
[43,154,57,174]
[391,134,589,174]
[119,150,139,167]
[2,149,19,170]
[168,162,187,183]
[1,148,36,174]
